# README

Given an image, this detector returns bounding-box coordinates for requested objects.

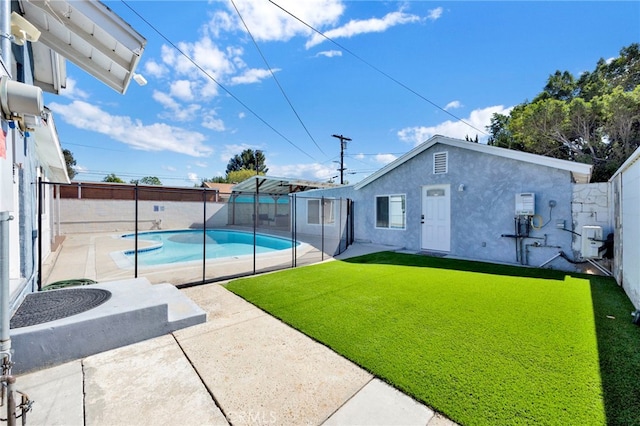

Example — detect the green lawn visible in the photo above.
[225,252,640,426]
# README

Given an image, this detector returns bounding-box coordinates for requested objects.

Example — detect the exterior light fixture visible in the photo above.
[133,73,147,86]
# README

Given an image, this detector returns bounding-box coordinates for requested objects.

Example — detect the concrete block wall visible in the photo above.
[571,183,612,256]
[58,199,228,234]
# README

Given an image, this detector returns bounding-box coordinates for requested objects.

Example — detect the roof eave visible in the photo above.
[33,108,70,184]
[354,135,593,189]
[20,0,146,94]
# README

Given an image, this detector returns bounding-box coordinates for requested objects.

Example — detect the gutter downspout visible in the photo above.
[1,0,11,76]
[1,212,14,364]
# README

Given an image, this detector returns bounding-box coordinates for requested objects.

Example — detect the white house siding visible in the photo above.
[611,149,640,309]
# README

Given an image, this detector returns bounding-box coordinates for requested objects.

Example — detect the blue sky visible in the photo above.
[45,1,640,186]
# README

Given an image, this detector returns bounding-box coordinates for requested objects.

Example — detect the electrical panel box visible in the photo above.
[581,225,604,259]
[515,193,535,216]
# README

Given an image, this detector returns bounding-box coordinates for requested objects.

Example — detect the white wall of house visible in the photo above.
[611,148,640,309]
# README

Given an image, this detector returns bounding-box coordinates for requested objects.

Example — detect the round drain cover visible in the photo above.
[10,288,112,329]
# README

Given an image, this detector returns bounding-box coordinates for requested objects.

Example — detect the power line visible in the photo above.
[268,0,488,137]
[62,142,127,152]
[120,1,319,162]
[229,0,326,157]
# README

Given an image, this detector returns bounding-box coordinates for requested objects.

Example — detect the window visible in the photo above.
[433,151,448,174]
[307,199,335,225]
[376,195,405,229]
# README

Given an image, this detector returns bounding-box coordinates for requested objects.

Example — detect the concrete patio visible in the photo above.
[14,243,459,425]
[16,275,457,425]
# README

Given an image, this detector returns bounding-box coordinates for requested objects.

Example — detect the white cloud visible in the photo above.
[238,112,246,119]
[163,165,177,172]
[316,50,342,58]
[152,90,202,122]
[144,60,167,78]
[152,90,179,110]
[354,153,365,160]
[444,100,462,110]
[374,153,397,164]
[187,172,200,183]
[269,162,337,181]
[201,111,226,131]
[397,105,513,146]
[306,10,422,48]
[59,78,89,100]
[230,68,276,85]
[170,80,194,101]
[49,100,213,157]
[427,7,443,21]
[217,0,344,43]
[194,161,208,168]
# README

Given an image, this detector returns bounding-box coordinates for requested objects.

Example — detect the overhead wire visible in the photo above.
[268,0,488,137]
[229,0,326,157]
[120,0,318,162]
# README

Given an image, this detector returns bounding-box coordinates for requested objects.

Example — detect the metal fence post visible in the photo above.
[321,196,325,261]
[202,188,207,283]
[134,184,138,278]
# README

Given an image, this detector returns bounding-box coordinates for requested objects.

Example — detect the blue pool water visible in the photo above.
[121,229,297,266]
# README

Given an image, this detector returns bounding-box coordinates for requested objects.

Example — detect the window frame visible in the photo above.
[375,194,406,230]
[306,198,336,226]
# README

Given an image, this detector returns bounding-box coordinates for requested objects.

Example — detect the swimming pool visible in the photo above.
[117,229,298,267]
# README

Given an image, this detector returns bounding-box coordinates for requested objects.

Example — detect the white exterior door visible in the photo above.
[421,185,450,252]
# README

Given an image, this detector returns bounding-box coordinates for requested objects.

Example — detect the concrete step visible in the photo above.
[10,278,206,374]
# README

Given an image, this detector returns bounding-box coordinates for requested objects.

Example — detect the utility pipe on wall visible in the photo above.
[1,1,11,75]
[1,211,14,360]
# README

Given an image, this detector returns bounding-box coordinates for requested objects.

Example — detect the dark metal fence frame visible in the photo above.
[39,181,353,289]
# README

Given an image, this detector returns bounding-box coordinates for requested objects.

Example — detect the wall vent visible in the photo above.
[433,152,448,174]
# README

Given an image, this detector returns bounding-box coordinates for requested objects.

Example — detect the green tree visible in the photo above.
[102,173,124,183]
[131,176,162,185]
[62,149,77,180]
[226,169,265,184]
[226,149,268,175]
[603,86,640,161]
[535,70,577,102]
[603,43,640,92]
[487,43,640,182]
[201,176,228,185]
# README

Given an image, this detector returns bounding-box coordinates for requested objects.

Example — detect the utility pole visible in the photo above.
[332,134,351,184]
